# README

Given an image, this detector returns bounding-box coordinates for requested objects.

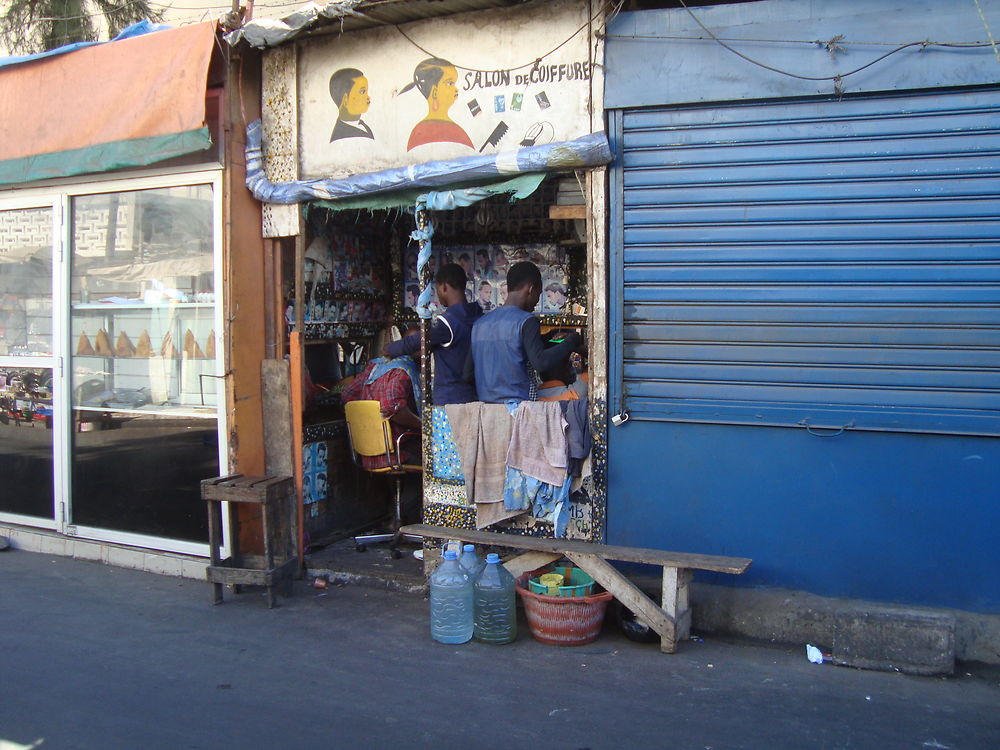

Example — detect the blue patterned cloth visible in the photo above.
[430,406,464,482]
[365,356,422,415]
[503,467,572,538]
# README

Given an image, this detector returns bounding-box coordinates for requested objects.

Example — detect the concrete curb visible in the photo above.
[689,582,999,668]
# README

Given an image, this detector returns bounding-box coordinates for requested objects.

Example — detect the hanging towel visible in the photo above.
[475,494,524,530]
[506,401,568,487]
[476,403,515,502]
[446,401,525,529]
[561,397,591,478]
[503,467,573,538]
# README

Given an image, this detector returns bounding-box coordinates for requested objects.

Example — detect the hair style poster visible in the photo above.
[325,232,385,296]
[406,243,569,315]
[297,0,593,181]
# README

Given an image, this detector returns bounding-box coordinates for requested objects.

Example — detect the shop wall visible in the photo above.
[605,0,1000,108]
[604,1,1000,613]
[607,421,1000,613]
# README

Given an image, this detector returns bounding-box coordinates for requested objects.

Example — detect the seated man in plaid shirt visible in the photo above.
[341,352,422,470]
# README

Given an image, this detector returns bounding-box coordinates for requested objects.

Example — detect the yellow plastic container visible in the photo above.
[538,573,564,595]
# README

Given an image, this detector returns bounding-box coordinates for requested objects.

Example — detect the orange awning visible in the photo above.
[0,22,217,184]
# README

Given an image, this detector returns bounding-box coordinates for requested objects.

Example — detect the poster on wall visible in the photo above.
[297,0,594,180]
[405,243,570,316]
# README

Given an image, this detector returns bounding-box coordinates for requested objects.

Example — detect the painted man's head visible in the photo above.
[330,68,370,121]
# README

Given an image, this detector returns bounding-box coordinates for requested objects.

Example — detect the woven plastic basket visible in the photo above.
[516,572,612,646]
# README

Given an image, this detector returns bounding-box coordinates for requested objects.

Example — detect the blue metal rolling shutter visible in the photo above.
[617,88,1000,435]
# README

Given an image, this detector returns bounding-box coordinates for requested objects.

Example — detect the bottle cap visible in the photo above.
[443,550,457,560]
[463,544,475,552]
[486,553,500,564]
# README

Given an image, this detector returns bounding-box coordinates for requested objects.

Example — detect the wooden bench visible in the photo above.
[400,523,752,654]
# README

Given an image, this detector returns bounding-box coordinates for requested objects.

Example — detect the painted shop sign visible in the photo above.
[297,0,594,180]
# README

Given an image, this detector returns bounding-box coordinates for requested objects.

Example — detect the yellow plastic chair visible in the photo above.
[344,400,423,555]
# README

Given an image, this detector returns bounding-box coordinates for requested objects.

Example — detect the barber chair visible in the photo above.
[344,400,423,558]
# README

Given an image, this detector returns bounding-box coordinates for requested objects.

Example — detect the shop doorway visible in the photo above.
[293,174,594,551]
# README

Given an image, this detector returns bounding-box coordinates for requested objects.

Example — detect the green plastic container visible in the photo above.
[528,565,595,597]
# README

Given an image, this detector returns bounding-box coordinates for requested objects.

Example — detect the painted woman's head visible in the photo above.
[402,58,459,113]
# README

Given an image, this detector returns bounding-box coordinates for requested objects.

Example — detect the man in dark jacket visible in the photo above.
[384,262,482,405]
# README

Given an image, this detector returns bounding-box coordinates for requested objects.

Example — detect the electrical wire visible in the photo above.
[676,0,995,83]
[389,0,625,75]
[606,32,995,49]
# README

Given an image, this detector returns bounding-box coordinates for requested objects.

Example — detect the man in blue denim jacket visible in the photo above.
[466,261,583,403]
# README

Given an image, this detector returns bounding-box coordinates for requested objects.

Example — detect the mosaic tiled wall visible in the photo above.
[261,45,298,238]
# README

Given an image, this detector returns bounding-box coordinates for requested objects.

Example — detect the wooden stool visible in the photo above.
[202,475,298,608]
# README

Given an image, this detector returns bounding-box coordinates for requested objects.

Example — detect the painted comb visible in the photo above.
[479,120,509,152]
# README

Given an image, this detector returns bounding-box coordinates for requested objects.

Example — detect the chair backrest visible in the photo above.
[344,400,393,458]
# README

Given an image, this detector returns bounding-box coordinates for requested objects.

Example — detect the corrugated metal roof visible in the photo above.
[226,0,531,49]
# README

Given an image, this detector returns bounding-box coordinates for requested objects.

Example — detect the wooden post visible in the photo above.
[261,359,293,477]
[290,211,306,573]
[294,221,305,335]
[289,331,305,573]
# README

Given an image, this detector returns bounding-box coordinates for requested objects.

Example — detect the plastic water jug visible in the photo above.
[458,544,486,581]
[429,549,473,644]
[473,553,517,644]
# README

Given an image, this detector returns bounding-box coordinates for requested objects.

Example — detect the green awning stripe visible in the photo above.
[0,127,213,186]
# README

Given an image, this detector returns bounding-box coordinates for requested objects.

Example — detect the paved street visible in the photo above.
[2,549,998,750]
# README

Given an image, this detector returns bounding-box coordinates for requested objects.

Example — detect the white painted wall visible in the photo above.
[297,0,594,179]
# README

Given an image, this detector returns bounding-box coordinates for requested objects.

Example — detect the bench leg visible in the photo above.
[565,552,678,652]
[662,567,693,649]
